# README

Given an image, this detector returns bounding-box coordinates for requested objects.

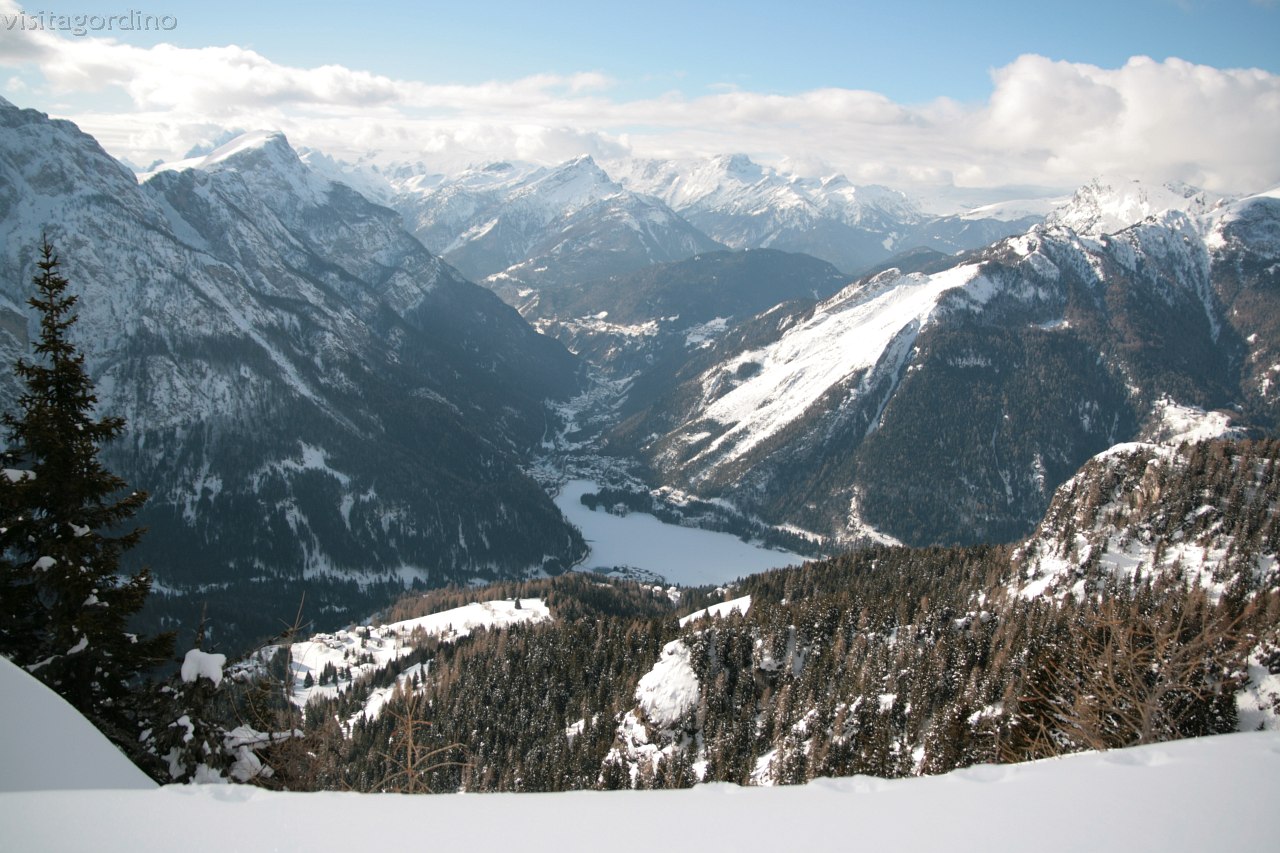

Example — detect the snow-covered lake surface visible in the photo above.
[554,479,804,586]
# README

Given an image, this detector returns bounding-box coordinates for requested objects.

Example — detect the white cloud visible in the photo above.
[0,13,1276,195]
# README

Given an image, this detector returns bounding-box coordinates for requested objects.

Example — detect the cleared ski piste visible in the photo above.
[554,479,804,586]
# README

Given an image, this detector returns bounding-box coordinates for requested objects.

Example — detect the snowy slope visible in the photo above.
[686,262,992,469]
[0,655,155,792]
[678,594,752,627]
[1,731,1276,852]
[288,598,551,711]
[619,177,1279,547]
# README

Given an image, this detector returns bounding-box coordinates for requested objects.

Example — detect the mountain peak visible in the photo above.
[711,153,765,182]
[1046,175,1219,236]
[140,130,299,182]
[196,130,292,167]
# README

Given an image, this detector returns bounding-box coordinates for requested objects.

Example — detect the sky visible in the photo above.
[0,0,1277,198]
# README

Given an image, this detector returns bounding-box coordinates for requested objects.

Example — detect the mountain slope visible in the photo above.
[388,156,722,308]
[0,100,585,647]
[608,182,1278,547]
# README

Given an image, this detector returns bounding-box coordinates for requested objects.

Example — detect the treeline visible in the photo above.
[145,438,1280,793]
[281,531,1276,793]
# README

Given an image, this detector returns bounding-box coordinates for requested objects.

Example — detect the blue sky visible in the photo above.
[1,0,1277,196]
[17,0,1277,102]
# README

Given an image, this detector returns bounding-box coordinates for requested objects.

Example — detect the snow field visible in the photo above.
[2,731,1277,853]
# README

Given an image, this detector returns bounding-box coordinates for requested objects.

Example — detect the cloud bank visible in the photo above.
[1,10,1276,194]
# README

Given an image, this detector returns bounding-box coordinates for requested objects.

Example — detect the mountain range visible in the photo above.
[601,181,1279,547]
[2,95,1278,648]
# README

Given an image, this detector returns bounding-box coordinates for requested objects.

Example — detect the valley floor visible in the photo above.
[3,731,1276,852]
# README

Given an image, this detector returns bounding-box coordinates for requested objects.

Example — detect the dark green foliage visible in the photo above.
[0,239,171,750]
[164,440,1276,794]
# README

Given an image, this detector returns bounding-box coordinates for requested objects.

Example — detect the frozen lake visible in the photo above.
[553,479,805,586]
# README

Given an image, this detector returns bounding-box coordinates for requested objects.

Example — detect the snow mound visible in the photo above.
[635,640,699,729]
[0,654,155,792]
[180,649,226,687]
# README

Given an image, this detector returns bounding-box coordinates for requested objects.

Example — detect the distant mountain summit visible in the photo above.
[1045,176,1221,236]
[608,153,925,273]
[386,155,722,308]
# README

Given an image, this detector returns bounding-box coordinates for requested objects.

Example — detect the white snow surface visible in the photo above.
[288,597,549,712]
[635,640,699,729]
[2,729,1277,852]
[0,654,155,792]
[679,595,753,627]
[693,263,989,467]
[555,480,803,585]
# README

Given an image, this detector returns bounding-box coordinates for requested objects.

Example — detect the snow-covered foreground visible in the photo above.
[0,656,154,793]
[3,643,1279,851]
[1,732,1276,852]
[555,479,803,585]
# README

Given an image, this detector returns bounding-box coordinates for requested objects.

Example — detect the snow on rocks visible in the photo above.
[607,638,701,784]
[635,640,700,729]
[1144,397,1243,445]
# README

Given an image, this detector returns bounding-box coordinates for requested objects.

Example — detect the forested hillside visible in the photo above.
[246,438,1280,793]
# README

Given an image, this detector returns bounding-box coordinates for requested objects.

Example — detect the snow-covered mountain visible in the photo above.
[0,99,586,647]
[289,150,1050,296]
[607,180,1279,547]
[609,153,1045,273]
[1045,176,1222,237]
[382,156,722,308]
[609,154,923,273]
[1014,437,1277,600]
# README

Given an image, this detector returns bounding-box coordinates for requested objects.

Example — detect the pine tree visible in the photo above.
[0,238,172,747]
